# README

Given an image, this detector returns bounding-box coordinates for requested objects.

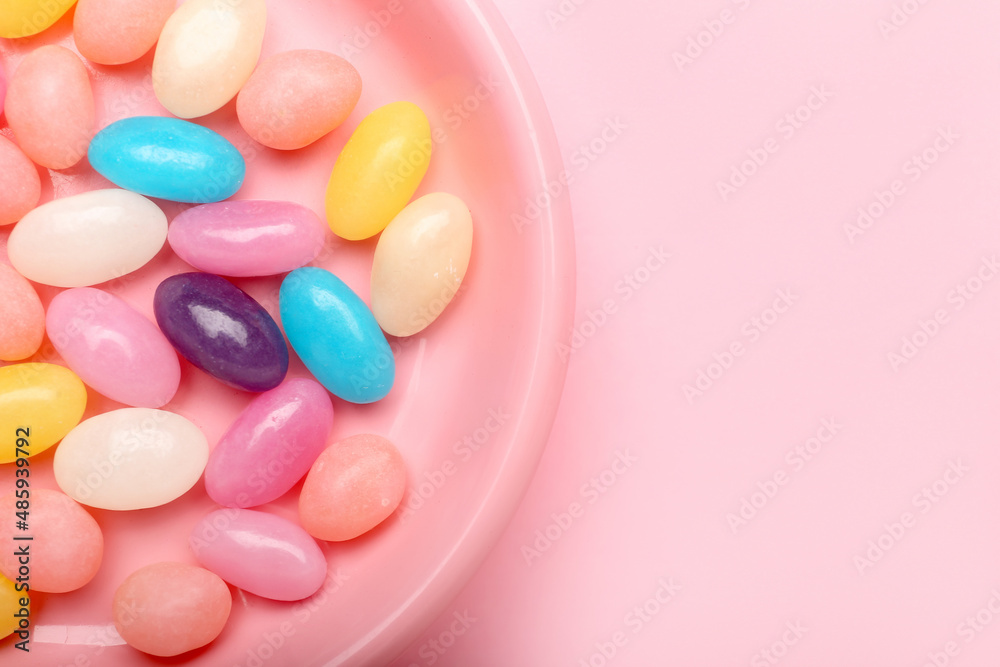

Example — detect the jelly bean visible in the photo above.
[0,62,6,115]
[325,101,432,241]
[237,50,362,150]
[154,273,288,392]
[168,200,327,277]
[7,189,168,288]
[0,263,44,362]
[74,0,175,66]
[190,508,327,601]
[371,193,473,337]
[0,363,87,464]
[6,45,94,170]
[0,489,102,593]
[88,116,246,203]
[153,0,267,119]
[113,562,231,657]
[0,136,41,227]
[54,408,209,510]
[205,378,333,508]
[47,288,181,408]
[0,574,25,641]
[299,434,406,541]
[280,268,394,404]
[0,0,77,38]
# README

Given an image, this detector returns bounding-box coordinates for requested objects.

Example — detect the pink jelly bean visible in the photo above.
[0,489,103,593]
[113,562,231,657]
[299,434,407,541]
[0,263,44,361]
[236,50,362,150]
[6,45,95,170]
[0,62,6,115]
[46,288,181,408]
[168,200,327,277]
[205,378,334,508]
[0,136,41,226]
[74,0,175,65]
[190,508,327,601]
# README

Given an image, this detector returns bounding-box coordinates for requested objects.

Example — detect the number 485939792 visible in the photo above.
[15,427,30,529]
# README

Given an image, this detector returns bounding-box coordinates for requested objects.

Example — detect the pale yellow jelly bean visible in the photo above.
[0,363,87,464]
[74,0,175,66]
[152,0,267,119]
[325,101,432,241]
[5,45,95,170]
[0,574,26,641]
[371,193,473,337]
[0,263,45,362]
[0,0,77,38]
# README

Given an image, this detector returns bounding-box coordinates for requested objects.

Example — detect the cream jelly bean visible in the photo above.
[237,49,362,150]
[0,0,77,38]
[0,489,103,593]
[8,189,167,288]
[5,45,95,170]
[54,408,209,510]
[46,288,181,408]
[372,193,473,337]
[0,363,87,464]
[74,0,175,66]
[153,0,267,119]
[0,263,44,362]
[0,136,41,227]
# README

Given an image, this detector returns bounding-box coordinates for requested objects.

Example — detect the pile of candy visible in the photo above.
[0,0,473,656]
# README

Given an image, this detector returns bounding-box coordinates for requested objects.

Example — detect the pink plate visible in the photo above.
[0,0,574,664]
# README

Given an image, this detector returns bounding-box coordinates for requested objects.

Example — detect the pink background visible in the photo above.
[391,1,1000,666]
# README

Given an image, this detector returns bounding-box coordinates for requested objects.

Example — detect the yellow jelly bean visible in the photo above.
[325,101,432,241]
[0,0,78,38]
[0,363,87,464]
[0,574,26,641]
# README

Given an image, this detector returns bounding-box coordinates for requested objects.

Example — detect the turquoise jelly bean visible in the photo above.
[279,267,395,404]
[88,116,245,203]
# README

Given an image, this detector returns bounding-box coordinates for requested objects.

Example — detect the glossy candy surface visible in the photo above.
[54,408,209,510]
[46,288,181,408]
[0,0,78,38]
[325,101,432,240]
[205,378,333,508]
[0,263,44,362]
[0,489,102,593]
[7,189,168,288]
[299,434,407,541]
[280,267,394,403]
[371,193,474,337]
[113,562,231,657]
[0,575,24,641]
[154,273,288,392]
[168,200,327,277]
[88,117,246,203]
[190,508,327,601]
[153,0,267,119]
[0,136,41,227]
[0,363,87,464]
[5,45,94,169]
[0,61,6,112]
[74,0,175,65]
[237,49,362,150]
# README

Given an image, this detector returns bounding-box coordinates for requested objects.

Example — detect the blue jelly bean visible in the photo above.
[88,116,245,203]
[279,267,394,404]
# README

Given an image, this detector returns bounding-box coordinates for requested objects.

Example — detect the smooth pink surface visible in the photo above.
[168,200,327,277]
[205,378,334,508]
[191,508,328,601]
[46,288,181,408]
[0,62,5,115]
[0,262,44,361]
[0,1,572,664]
[73,0,175,65]
[0,135,40,226]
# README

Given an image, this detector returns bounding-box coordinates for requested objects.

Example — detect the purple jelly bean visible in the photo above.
[153,272,288,392]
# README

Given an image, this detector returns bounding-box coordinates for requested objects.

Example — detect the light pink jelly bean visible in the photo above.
[0,136,41,226]
[190,508,327,601]
[46,288,181,408]
[237,50,362,150]
[0,263,44,362]
[74,0,175,66]
[299,434,407,541]
[205,378,333,507]
[0,62,6,115]
[0,489,103,593]
[168,200,327,277]
[6,45,95,170]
